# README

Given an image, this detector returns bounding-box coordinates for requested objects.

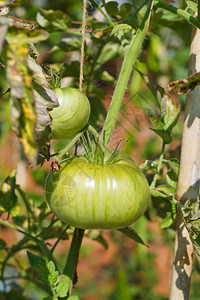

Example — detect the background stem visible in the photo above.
[169,24,200,300]
[150,142,165,189]
[100,0,153,147]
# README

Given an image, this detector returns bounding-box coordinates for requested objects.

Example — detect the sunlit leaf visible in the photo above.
[186,0,197,13]
[47,261,59,286]
[55,275,72,298]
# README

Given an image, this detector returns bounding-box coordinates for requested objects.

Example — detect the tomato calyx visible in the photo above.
[80,131,127,166]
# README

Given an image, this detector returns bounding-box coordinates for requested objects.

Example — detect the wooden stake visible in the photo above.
[169,25,200,300]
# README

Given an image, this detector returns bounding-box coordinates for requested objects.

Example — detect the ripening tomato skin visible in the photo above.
[50,88,91,139]
[45,156,150,229]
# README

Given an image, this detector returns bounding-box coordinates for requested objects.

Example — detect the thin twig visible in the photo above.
[147,0,154,34]
[79,0,87,92]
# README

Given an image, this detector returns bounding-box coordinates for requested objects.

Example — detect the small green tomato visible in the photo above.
[50,88,91,139]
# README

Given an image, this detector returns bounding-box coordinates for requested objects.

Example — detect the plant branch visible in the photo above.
[63,228,85,283]
[57,132,83,161]
[51,225,69,253]
[100,0,154,147]
[154,1,200,28]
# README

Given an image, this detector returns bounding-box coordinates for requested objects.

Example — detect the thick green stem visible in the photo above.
[154,1,200,28]
[63,228,84,282]
[150,142,165,188]
[100,0,153,147]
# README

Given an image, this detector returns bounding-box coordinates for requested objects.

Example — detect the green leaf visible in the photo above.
[55,275,72,298]
[104,1,119,18]
[37,8,71,31]
[165,158,180,176]
[161,202,176,229]
[166,170,178,190]
[118,227,148,247]
[120,3,132,19]
[67,296,79,300]
[111,24,133,50]
[140,160,158,171]
[0,238,6,249]
[47,261,59,286]
[149,95,180,144]
[150,185,173,201]
[96,42,122,67]
[51,37,82,53]
[186,0,197,13]
[27,251,50,285]
[0,170,20,216]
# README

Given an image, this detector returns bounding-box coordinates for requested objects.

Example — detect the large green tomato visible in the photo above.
[45,155,150,229]
[50,88,90,139]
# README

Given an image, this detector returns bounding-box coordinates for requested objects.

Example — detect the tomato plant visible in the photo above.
[50,87,91,139]
[1,1,200,300]
[45,154,150,229]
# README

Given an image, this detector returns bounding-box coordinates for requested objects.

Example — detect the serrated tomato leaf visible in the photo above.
[27,251,50,285]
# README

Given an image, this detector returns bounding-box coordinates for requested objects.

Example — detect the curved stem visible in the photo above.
[100,0,153,147]
[63,228,85,283]
[57,132,83,161]
[150,142,165,189]
[154,1,200,28]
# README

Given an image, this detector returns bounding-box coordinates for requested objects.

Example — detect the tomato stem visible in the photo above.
[63,228,85,285]
[57,132,83,161]
[150,142,165,188]
[100,0,154,147]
